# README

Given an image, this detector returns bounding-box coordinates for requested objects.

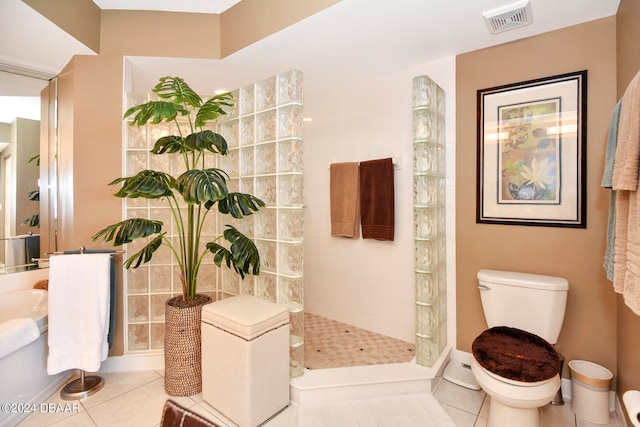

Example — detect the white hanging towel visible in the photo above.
[47,253,111,375]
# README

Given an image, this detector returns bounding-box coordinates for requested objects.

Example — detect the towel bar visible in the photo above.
[328,156,403,170]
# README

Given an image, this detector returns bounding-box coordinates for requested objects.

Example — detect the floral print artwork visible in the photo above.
[498,99,560,204]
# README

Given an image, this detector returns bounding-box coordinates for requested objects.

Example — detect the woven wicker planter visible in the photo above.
[164,294,212,396]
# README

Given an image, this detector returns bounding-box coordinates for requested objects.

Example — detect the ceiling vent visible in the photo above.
[483,0,533,34]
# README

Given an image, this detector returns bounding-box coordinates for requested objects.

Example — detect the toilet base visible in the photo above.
[488,398,541,427]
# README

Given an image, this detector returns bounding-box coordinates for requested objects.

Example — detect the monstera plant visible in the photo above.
[93,76,265,396]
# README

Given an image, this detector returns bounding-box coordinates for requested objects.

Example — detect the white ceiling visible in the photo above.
[92,0,241,13]
[0,0,622,121]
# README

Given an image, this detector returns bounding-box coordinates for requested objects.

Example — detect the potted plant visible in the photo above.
[93,76,264,396]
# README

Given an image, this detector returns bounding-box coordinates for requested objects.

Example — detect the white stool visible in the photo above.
[201,296,290,427]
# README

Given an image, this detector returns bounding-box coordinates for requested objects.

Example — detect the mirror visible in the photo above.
[0,67,53,272]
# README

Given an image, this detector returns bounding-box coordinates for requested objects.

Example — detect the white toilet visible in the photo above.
[470,269,569,427]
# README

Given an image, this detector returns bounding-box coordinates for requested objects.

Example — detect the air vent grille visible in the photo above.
[483,0,533,34]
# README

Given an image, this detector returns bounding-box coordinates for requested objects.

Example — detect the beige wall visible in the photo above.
[456,17,618,380]
[23,0,101,53]
[100,11,221,58]
[48,55,125,355]
[615,0,640,396]
[220,0,340,57]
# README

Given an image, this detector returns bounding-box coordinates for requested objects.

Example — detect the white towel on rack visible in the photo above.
[47,253,111,375]
[0,318,40,359]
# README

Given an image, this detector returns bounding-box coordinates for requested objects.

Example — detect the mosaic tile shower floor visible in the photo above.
[303,313,416,370]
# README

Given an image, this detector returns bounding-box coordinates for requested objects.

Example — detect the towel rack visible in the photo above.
[44,246,124,257]
[55,246,120,400]
[61,370,105,400]
[328,156,403,170]
[34,246,124,263]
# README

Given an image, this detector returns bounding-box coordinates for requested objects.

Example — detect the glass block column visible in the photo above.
[122,70,305,377]
[413,75,447,367]
[217,70,305,377]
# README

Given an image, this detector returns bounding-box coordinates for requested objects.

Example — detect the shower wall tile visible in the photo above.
[278,242,304,277]
[256,208,277,239]
[150,323,165,350]
[240,85,254,115]
[278,174,304,207]
[256,239,277,273]
[219,119,239,148]
[126,151,147,175]
[256,273,277,302]
[256,143,277,174]
[149,266,172,292]
[278,276,304,311]
[127,265,149,294]
[255,175,277,206]
[278,139,303,173]
[240,116,255,146]
[256,76,277,111]
[278,69,303,105]
[150,294,169,321]
[219,148,239,178]
[127,324,149,352]
[240,146,255,176]
[221,267,241,295]
[256,110,277,143]
[278,209,304,242]
[278,104,303,139]
[149,122,171,146]
[127,295,149,322]
[126,124,147,149]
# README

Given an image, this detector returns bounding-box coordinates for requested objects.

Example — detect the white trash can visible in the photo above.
[569,360,613,425]
[201,295,290,427]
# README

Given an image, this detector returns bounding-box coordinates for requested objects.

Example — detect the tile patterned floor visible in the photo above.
[303,313,416,369]
[17,370,625,426]
[13,314,626,426]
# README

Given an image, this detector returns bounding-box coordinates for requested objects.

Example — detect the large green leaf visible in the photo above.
[216,192,265,218]
[175,169,229,204]
[92,218,163,246]
[124,101,188,126]
[151,135,185,154]
[110,170,175,199]
[195,92,234,127]
[206,225,260,278]
[124,234,165,269]
[184,130,228,154]
[153,76,202,109]
[27,189,39,201]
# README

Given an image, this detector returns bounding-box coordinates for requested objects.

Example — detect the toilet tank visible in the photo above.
[477,269,569,344]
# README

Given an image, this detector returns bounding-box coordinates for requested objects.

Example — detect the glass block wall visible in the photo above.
[413,75,447,367]
[123,70,305,377]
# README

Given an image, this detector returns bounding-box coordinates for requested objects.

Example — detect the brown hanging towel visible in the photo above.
[330,162,360,238]
[359,158,394,241]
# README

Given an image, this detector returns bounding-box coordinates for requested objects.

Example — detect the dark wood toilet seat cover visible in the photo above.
[472,326,560,382]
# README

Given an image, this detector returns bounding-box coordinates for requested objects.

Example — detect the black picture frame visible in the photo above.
[476,70,587,228]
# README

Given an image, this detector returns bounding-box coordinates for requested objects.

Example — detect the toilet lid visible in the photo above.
[472,326,560,383]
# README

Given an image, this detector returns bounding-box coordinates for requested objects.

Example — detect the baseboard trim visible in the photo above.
[101,353,164,373]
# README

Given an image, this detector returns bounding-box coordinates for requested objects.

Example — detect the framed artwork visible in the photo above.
[476,70,587,228]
